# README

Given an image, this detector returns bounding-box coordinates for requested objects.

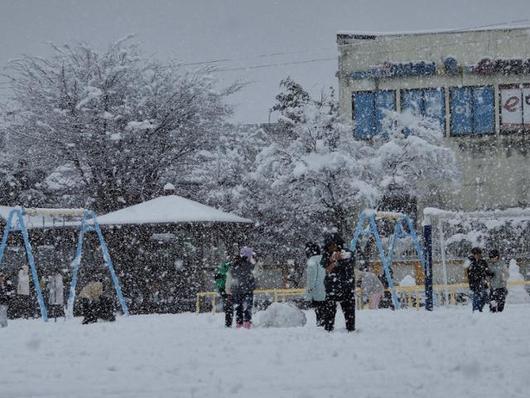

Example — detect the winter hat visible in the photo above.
[323,232,345,251]
[489,249,500,259]
[304,242,321,258]
[471,247,482,255]
[240,246,255,259]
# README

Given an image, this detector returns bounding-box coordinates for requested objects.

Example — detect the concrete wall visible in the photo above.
[337,27,530,211]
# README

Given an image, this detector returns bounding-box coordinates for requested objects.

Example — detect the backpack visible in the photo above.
[214,261,231,292]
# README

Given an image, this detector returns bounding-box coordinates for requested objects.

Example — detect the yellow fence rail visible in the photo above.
[196,280,530,314]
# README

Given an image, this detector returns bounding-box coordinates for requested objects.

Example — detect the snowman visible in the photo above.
[506,259,530,304]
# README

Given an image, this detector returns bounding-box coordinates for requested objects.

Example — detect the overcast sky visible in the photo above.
[1,0,530,123]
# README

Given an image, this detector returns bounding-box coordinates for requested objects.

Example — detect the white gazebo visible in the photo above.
[96,195,252,226]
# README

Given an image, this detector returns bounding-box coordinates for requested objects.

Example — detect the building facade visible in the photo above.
[337,26,530,211]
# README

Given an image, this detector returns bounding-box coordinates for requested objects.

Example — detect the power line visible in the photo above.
[216,56,337,72]
[175,46,336,68]
[179,21,529,71]
[177,58,232,66]
[458,19,530,31]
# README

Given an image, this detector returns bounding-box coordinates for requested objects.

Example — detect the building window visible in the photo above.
[401,88,445,132]
[450,86,494,136]
[352,90,396,138]
[499,84,530,132]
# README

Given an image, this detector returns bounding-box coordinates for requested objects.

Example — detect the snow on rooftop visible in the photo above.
[337,24,530,39]
[0,196,252,230]
[96,195,252,226]
[423,207,530,220]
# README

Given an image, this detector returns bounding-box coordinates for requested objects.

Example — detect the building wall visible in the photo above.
[337,27,530,210]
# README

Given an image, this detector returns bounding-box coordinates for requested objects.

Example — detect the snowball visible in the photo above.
[254,302,306,328]
[399,274,416,286]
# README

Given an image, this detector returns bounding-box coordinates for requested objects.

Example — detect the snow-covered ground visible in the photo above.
[1,305,529,398]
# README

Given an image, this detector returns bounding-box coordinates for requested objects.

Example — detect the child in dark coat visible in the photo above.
[0,273,15,327]
[229,247,257,329]
[320,233,356,332]
[465,247,493,312]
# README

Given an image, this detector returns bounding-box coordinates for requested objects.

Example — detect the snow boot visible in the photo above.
[243,321,252,329]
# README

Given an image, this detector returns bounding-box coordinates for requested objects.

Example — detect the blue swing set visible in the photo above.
[350,209,430,310]
[0,207,128,321]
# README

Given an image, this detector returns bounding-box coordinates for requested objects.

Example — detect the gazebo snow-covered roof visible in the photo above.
[0,195,252,229]
[96,195,252,226]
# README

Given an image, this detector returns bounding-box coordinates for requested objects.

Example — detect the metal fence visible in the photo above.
[196,281,530,313]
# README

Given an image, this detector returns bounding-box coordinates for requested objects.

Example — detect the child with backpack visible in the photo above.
[215,257,234,327]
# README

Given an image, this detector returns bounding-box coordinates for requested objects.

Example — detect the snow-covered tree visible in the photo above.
[233,82,459,275]
[255,90,377,240]
[271,77,310,126]
[373,110,460,208]
[1,38,239,211]
[190,123,270,214]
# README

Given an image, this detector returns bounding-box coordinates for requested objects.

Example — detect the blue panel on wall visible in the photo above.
[353,91,375,138]
[401,89,423,115]
[472,86,494,134]
[450,87,473,135]
[375,91,396,133]
[423,88,445,132]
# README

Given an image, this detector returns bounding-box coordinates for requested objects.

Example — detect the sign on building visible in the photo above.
[500,84,530,129]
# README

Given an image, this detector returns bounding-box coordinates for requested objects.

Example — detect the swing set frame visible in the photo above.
[350,209,430,310]
[0,206,128,321]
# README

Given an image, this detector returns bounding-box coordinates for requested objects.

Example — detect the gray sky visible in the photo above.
[1,0,530,123]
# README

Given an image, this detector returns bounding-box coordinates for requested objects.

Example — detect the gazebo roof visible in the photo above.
[96,195,252,226]
[0,195,252,229]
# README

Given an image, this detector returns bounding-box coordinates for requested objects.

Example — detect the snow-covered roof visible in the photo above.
[337,24,530,39]
[423,207,530,228]
[423,207,530,220]
[96,195,252,226]
[0,196,252,230]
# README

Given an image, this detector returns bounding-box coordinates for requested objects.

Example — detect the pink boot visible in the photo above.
[243,321,252,329]
[236,323,243,329]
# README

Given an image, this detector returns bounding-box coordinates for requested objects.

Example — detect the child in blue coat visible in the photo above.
[304,242,325,326]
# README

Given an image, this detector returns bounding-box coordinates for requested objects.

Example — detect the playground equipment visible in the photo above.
[423,207,530,306]
[350,209,431,310]
[66,209,129,318]
[0,206,128,321]
[0,207,49,321]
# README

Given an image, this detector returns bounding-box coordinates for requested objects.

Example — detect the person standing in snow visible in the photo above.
[464,247,493,312]
[0,272,15,327]
[214,256,235,327]
[15,265,31,318]
[304,242,325,327]
[230,246,257,329]
[360,269,384,309]
[47,268,65,320]
[488,249,509,313]
[320,233,356,332]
